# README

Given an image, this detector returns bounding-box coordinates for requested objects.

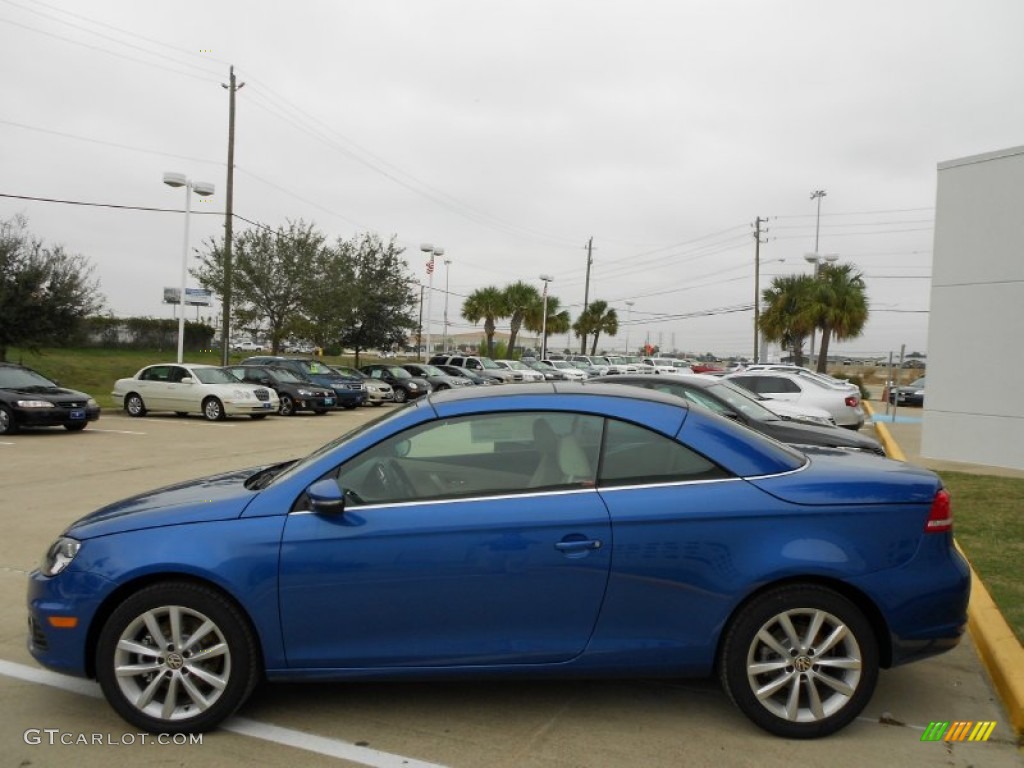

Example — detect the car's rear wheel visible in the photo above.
[0,404,19,435]
[393,388,408,403]
[278,394,295,416]
[719,585,878,739]
[125,394,147,417]
[202,397,226,422]
[95,581,260,734]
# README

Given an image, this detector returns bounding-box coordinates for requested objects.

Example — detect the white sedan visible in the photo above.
[724,371,864,429]
[113,363,280,421]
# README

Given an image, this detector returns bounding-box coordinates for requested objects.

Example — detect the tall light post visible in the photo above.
[164,172,215,364]
[806,189,828,364]
[420,243,443,357]
[624,300,634,354]
[442,258,452,354]
[539,274,554,360]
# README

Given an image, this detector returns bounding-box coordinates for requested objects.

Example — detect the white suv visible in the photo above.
[642,357,681,374]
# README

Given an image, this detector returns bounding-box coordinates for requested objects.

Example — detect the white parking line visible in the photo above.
[86,429,149,435]
[0,658,448,767]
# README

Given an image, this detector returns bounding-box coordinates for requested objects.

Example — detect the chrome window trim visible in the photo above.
[291,486,600,514]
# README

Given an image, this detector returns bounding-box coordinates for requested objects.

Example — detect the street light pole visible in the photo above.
[807,190,827,362]
[443,258,452,354]
[539,274,554,360]
[164,172,214,364]
[420,243,442,358]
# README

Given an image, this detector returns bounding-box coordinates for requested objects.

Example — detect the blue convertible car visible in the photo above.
[27,384,969,738]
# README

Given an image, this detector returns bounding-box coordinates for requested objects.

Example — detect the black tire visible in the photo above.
[95,581,261,734]
[279,394,295,416]
[63,422,88,431]
[0,404,19,435]
[249,414,268,420]
[393,388,408,404]
[718,585,878,739]
[202,397,226,422]
[125,393,147,417]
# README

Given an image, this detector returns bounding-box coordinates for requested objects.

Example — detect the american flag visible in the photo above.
[426,257,434,275]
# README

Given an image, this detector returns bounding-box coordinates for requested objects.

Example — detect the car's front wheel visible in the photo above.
[719,585,878,739]
[393,388,408,403]
[95,581,260,734]
[279,394,295,416]
[0,404,18,435]
[124,394,147,417]
[202,397,226,421]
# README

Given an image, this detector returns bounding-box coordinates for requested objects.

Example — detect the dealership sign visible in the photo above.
[163,287,213,306]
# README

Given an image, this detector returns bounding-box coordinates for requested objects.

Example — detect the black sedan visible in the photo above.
[889,377,925,407]
[600,374,885,456]
[360,364,431,403]
[0,362,101,435]
[224,365,335,416]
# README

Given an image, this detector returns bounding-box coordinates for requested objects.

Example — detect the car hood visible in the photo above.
[2,385,93,401]
[748,448,940,505]
[66,467,264,540]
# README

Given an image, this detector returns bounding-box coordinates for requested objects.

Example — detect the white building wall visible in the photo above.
[922,146,1024,470]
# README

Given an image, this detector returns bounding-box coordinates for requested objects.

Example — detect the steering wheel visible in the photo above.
[369,459,415,501]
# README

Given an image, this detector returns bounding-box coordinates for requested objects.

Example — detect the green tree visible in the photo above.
[524,294,570,357]
[759,274,816,367]
[462,286,507,357]
[502,280,541,354]
[194,220,326,354]
[0,215,103,361]
[809,263,868,372]
[573,300,618,355]
[336,234,418,367]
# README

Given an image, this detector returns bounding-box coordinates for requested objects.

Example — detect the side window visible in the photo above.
[449,357,465,367]
[169,366,189,383]
[599,419,731,486]
[331,411,601,506]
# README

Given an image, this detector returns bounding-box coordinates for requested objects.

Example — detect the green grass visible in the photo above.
[939,471,1024,644]
[8,347,390,408]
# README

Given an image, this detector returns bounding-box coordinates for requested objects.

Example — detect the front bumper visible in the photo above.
[15,405,101,428]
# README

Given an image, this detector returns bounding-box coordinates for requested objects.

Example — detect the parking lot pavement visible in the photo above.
[1,410,1021,767]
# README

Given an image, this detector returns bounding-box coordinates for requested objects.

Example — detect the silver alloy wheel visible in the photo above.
[745,607,862,723]
[113,604,232,723]
[203,398,224,421]
[279,394,295,416]
[125,394,146,417]
[0,405,14,434]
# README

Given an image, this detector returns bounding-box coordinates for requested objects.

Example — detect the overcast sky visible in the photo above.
[3,0,1023,359]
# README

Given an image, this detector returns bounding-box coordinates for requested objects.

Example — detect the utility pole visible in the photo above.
[220,65,244,365]
[808,189,827,363]
[753,216,767,363]
[416,283,425,361]
[580,236,593,353]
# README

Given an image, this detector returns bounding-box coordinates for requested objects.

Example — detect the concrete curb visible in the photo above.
[865,400,1024,734]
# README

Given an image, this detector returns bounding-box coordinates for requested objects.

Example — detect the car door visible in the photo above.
[164,365,198,412]
[278,410,612,669]
[136,365,175,410]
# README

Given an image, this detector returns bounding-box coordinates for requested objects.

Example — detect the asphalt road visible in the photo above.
[0,407,1020,767]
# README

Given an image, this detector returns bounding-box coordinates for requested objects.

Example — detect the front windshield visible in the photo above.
[387,366,413,379]
[0,366,56,388]
[707,380,782,422]
[329,365,366,379]
[551,361,574,370]
[193,367,243,385]
[418,365,446,376]
[300,360,335,375]
[505,361,530,370]
[478,357,501,370]
[271,368,305,383]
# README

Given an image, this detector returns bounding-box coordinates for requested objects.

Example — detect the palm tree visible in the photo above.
[461,286,507,357]
[809,263,868,372]
[573,300,618,355]
[524,294,570,356]
[502,281,541,355]
[759,275,816,366]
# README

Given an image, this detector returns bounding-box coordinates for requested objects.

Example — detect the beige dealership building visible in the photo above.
[923,144,1024,470]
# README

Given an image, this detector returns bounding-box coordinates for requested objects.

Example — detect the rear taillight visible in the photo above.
[925,488,953,533]
[845,395,859,407]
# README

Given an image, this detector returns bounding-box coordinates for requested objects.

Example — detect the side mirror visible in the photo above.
[180,376,195,384]
[307,478,346,515]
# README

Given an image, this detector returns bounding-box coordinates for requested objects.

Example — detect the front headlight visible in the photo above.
[16,400,56,409]
[86,398,99,408]
[408,383,419,390]
[40,537,80,577]
[297,388,316,396]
